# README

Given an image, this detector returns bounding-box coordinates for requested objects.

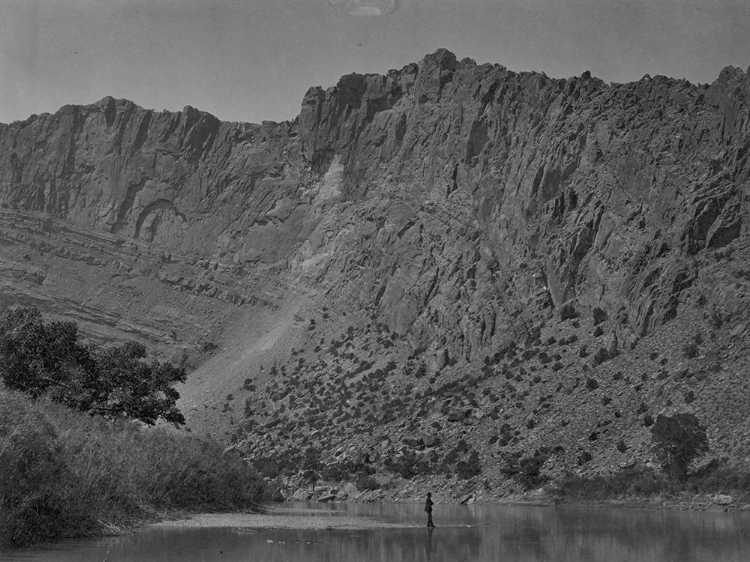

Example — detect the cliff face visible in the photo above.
[2,51,750,475]
[295,52,749,353]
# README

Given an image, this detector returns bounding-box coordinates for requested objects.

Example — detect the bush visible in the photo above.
[0,390,264,548]
[593,307,607,326]
[502,449,549,489]
[355,473,380,491]
[560,303,578,320]
[683,342,699,359]
[592,347,610,365]
[456,450,482,479]
[577,451,593,465]
[0,393,93,547]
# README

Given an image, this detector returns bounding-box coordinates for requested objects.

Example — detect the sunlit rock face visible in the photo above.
[328,0,397,16]
[1,51,748,361]
[0,50,749,461]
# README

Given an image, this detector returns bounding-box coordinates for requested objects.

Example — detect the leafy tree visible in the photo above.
[0,307,186,426]
[0,307,95,398]
[650,413,708,481]
[89,341,186,426]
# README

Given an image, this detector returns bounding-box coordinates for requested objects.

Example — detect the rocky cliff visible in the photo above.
[1,50,750,488]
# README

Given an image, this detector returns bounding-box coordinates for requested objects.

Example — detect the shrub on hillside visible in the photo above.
[355,472,380,491]
[683,342,699,359]
[592,347,612,365]
[456,450,481,479]
[559,303,578,320]
[585,378,599,391]
[501,449,549,489]
[593,307,608,326]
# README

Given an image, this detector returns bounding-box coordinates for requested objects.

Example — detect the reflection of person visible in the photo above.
[426,524,434,561]
[425,492,435,528]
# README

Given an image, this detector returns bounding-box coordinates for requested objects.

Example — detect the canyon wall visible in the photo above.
[1,51,749,473]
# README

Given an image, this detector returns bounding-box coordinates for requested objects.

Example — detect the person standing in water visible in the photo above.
[425,492,435,528]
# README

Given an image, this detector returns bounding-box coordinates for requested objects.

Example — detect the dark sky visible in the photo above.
[2,0,749,125]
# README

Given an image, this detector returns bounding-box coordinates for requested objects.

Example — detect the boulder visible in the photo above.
[269,486,285,502]
[292,489,312,502]
[459,493,473,505]
[712,494,734,506]
[447,409,471,422]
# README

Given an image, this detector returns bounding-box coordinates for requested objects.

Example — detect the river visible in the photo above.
[3,502,750,561]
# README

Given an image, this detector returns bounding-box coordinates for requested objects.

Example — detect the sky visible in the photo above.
[1,0,749,125]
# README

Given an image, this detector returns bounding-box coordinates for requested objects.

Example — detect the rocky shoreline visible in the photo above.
[271,475,750,513]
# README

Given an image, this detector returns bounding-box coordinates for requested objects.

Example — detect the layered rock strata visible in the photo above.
[0,51,749,469]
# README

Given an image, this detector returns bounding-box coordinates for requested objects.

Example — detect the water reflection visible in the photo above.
[3,503,750,562]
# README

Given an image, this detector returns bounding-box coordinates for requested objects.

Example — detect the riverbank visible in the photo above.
[152,507,419,530]
[150,491,750,535]
[271,470,750,514]
[0,391,265,548]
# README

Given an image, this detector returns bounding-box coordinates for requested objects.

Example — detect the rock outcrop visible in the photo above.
[1,50,750,474]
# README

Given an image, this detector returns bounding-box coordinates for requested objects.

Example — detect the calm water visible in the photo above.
[3,502,750,562]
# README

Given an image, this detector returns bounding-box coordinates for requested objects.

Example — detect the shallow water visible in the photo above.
[3,502,750,561]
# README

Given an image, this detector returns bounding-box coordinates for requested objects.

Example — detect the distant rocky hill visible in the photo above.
[1,50,749,494]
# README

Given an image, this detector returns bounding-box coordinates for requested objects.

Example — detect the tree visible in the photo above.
[90,341,186,426]
[0,307,95,398]
[0,307,186,426]
[650,413,708,481]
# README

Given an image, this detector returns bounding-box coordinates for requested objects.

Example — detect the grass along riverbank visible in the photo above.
[0,389,264,548]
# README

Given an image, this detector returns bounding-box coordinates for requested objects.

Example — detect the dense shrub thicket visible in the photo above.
[0,391,264,548]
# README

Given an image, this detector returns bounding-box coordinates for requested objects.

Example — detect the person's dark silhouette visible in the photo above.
[425,492,435,528]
